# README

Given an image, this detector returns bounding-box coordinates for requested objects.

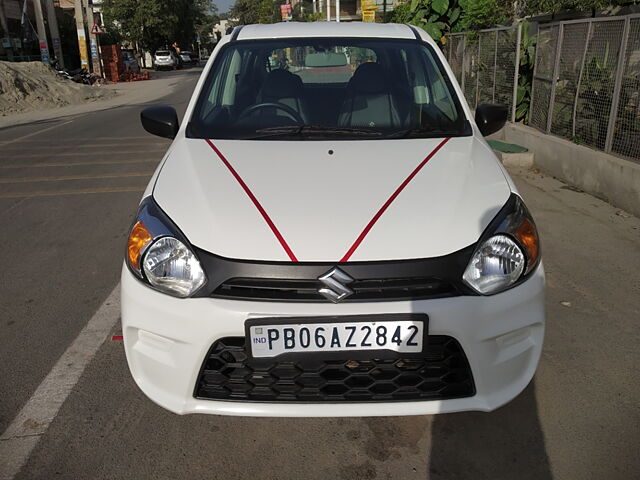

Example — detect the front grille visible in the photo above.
[195,336,475,403]
[212,277,459,302]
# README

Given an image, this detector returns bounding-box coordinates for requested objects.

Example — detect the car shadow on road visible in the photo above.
[427,380,552,480]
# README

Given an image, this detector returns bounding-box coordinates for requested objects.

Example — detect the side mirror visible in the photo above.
[141,105,179,139]
[475,104,508,137]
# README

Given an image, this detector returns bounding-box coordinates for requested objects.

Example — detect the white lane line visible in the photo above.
[0,285,120,480]
[0,158,159,169]
[0,120,74,146]
[0,171,154,184]
[3,149,164,159]
[0,186,145,199]
[0,136,151,144]
[1,142,169,149]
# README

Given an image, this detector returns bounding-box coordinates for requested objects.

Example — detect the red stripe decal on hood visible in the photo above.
[204,139,298,262]
[340,137,451,263]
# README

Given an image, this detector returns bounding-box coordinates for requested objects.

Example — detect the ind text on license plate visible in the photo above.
[247,316,425,358]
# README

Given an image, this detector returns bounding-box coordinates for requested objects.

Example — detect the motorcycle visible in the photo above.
[50,58,98,85]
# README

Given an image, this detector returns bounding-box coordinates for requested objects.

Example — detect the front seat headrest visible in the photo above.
[350,62,387,94]
[261,69,303,98]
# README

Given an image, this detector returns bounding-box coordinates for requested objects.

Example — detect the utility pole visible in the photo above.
[326,0,330,21]
[83,0,101,75]
[0,1,14,60]
[73,0,89,69]
[336,0,340,22]
[44,0,64,67]
[32,0,50,64]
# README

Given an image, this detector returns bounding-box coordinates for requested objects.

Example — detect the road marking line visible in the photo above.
[0,186,145,199]
[0,171,154,184]
[0,286,120,480]
[2,149,165,159]
[0,120,74,146]
[0,135,151,144]
[0,142,169,150]
[0,158,160,169]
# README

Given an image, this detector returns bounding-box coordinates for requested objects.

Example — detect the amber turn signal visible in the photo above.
[515,217,540,269]
[127,221,153,272]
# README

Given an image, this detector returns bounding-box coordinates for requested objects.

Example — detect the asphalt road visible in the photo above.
[1,68,639,480]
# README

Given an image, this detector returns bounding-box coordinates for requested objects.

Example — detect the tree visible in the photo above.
[194,2,220,52]
[102,0,217,53]
[230,0,278,25]
[523,0,633,15]
[457,0,512,31]
[390,0,464,42]
[174,0,219,50]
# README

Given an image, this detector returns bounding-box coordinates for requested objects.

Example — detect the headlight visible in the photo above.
[142,237,206,298]
[463,194,540,295]
[463,235,525,294]
[125,197,207,298]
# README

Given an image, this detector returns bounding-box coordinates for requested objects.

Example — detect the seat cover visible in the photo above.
[257,69,309,123]
[337,63,404,129]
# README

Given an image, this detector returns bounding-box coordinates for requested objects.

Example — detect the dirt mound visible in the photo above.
[0,61,115,116]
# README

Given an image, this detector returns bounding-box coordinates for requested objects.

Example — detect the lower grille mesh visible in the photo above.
[195,336,475,402]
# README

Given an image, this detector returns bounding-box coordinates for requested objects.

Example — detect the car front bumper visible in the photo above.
[120,264,545,417]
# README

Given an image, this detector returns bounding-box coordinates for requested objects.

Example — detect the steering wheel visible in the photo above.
[238,102,304,125]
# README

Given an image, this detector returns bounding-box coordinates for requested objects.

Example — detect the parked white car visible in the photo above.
[125,22,545,417]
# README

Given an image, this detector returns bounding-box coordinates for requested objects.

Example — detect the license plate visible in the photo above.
[246,315,425,358]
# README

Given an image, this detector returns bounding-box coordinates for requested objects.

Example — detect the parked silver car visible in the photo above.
[153,50,178,70]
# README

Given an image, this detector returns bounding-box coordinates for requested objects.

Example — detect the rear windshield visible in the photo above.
[188,38,470,141]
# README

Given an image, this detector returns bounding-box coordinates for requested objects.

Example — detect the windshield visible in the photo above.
[156,51,170,57]
[188,38,470,140]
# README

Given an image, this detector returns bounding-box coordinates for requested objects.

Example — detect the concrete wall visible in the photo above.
[494,123,640,218]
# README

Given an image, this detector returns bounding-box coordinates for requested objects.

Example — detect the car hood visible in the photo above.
[153,136,511,262]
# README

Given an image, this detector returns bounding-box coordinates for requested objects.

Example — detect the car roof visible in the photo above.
[236,22,420,41]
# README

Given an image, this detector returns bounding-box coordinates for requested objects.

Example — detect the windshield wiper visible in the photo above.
[249,125,383,139]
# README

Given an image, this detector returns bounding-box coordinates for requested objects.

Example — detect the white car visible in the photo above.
[124,22,544,417]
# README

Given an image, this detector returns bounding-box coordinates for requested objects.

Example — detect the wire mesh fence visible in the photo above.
[612,17,640,159]
[529,25,559,132]
[530,14,640,161]
[444,25,520,121]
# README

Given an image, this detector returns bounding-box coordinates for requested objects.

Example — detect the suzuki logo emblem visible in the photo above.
[318,267,355,303]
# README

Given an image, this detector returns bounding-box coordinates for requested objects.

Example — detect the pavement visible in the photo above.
[0,67,639,479]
